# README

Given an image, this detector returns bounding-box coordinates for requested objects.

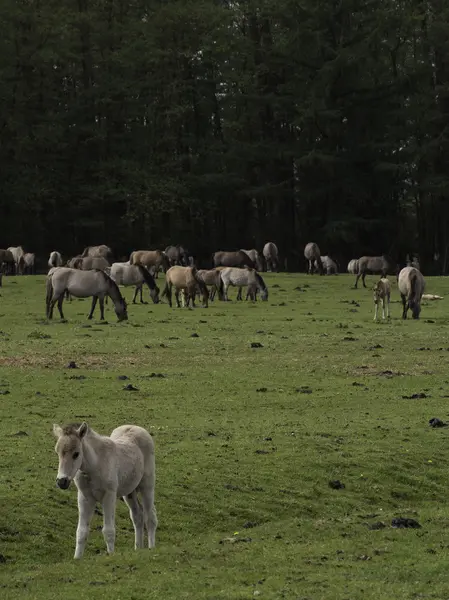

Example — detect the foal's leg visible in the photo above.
[102,491,117,554]
[386,294,390,319]
[88,297,98,320]
[382,298,386,320]
[74,491,96,559]
[124,491,144,549]
[373,301,378,321]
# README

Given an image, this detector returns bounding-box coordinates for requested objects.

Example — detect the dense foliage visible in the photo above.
[0,0,448,270]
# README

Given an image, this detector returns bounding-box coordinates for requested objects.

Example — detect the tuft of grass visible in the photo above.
[0,273,449,598]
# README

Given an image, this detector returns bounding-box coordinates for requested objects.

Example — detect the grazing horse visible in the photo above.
[78,256,110,271]
[162,266,209,308]
[53,422,157,559]
[213,250,255,269]
[7,246,25,274]
[48,251,63,268]
[219,267,268,302]
[130,250,170,279]
[355,255,397,289]
[241,249,264,272]
[398,266,425,319]
[110,262,159,304]
[81,245,113,260]
[0,249,15,274]
[164,245,189,267]
[373,278,391,321]
[304,242,323,274]
[46,267,128,321]
[347,259,359,275]
[197,268,225,301]
[262,242,279,272]
[314,255,338,275]
[23,253,36,275]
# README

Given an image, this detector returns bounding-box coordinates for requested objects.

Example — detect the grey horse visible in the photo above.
[304,242,323,274]
[397,266,425,319]
[354,255,398,289]
[263,242,279,272]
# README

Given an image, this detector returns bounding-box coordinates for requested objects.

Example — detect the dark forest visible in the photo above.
[1,0,449,271]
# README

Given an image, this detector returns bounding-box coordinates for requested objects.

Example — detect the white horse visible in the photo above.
[53,422,157,559]
[23,252,35,275]
[373,278,391,321]
[314,255,338,275]
[48,251,63,268]
[398,266,425,319]
[263,242,279,272]
[304,242,323,274]
[7,246,25,274]
[347,258,359,274]
[219,267,268,301]
[110,262,160,304]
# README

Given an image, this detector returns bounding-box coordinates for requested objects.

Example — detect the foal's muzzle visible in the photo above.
[56,477,71,490]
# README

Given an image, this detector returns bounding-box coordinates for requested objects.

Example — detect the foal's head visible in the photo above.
[53,422,89,489]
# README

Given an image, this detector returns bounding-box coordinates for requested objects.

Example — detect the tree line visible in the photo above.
[0,0,448,272]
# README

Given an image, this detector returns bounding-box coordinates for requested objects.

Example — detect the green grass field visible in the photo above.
[1,272,449,599]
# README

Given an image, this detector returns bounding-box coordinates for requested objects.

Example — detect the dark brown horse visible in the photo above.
[213,250,255,269]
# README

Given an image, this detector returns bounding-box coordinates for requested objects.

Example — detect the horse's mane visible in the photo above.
[61,423,83,435]
[136,264,156,290]
[254,271,266,289]
[96,269,122,297]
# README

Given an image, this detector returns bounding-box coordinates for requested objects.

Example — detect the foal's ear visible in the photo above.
[77,422,89,438]
[53,424,63,438]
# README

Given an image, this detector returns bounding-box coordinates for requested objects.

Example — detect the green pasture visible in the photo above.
[1,273,449,599]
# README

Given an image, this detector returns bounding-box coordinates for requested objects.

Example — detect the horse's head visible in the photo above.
[116,297,128,321]
[53,422,88,489]
[150,284,160,304]
[260,288,269,301]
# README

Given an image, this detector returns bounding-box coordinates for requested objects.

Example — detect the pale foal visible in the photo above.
[373,277,391,320]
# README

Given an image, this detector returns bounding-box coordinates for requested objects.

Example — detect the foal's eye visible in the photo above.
[73,452,80,459]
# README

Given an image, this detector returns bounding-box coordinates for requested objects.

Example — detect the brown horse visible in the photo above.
[130,250,170,279]
[213,250,255,269]
[78,256,110,271]
[162,266,209,308]
[81,245,113,260]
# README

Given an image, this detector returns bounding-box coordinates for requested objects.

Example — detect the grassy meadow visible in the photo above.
[1,272,449,599]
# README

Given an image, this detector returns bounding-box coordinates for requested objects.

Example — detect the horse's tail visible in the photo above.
[137,264,157,290]
[409,270,419,305]
[45,274,54,317]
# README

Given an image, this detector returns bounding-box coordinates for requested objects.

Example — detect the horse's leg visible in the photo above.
[124,491,144,550]
[382,299,386,320]
[132,286,138,304]
[237,287,242,301]
[401,294,407,319]
[174,289,180,308]
[57,296,65,320]
[101,491,117,554]
[88,297,98,320]
[74,491,96,559]
[386,295,390,319]
[373,301,378,321]
[99,297,105,320]
[139,286,145,303]
[224,283,230,301]
[140,475,157,549]
[362,272,367,288]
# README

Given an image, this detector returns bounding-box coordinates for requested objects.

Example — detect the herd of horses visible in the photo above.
[0,241,427,323]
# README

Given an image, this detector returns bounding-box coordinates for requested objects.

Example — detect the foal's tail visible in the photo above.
[45,275,54,317]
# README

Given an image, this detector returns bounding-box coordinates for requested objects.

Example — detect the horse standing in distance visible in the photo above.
[373,278,391,321]
[241,249,264,272]
[23,253,36,275]
[354,255,397,288]
[315,255,338,275]
[164,245,189,267]
[162,266,209,308]
[77,256,110,271]
[398,266,425,319]
[48,251,63,268]
[347,259,359,274]
[219,267,268,302]
[81,245,113,261]
[304,242,323,274]
[110,262,160,304]
[130,250,170,279]
[46,267,128,321]
[53,422,157,559]
[213,250,256,269]
[7,246,25,274]
[263,242,279,272]
[0,249,15,274]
